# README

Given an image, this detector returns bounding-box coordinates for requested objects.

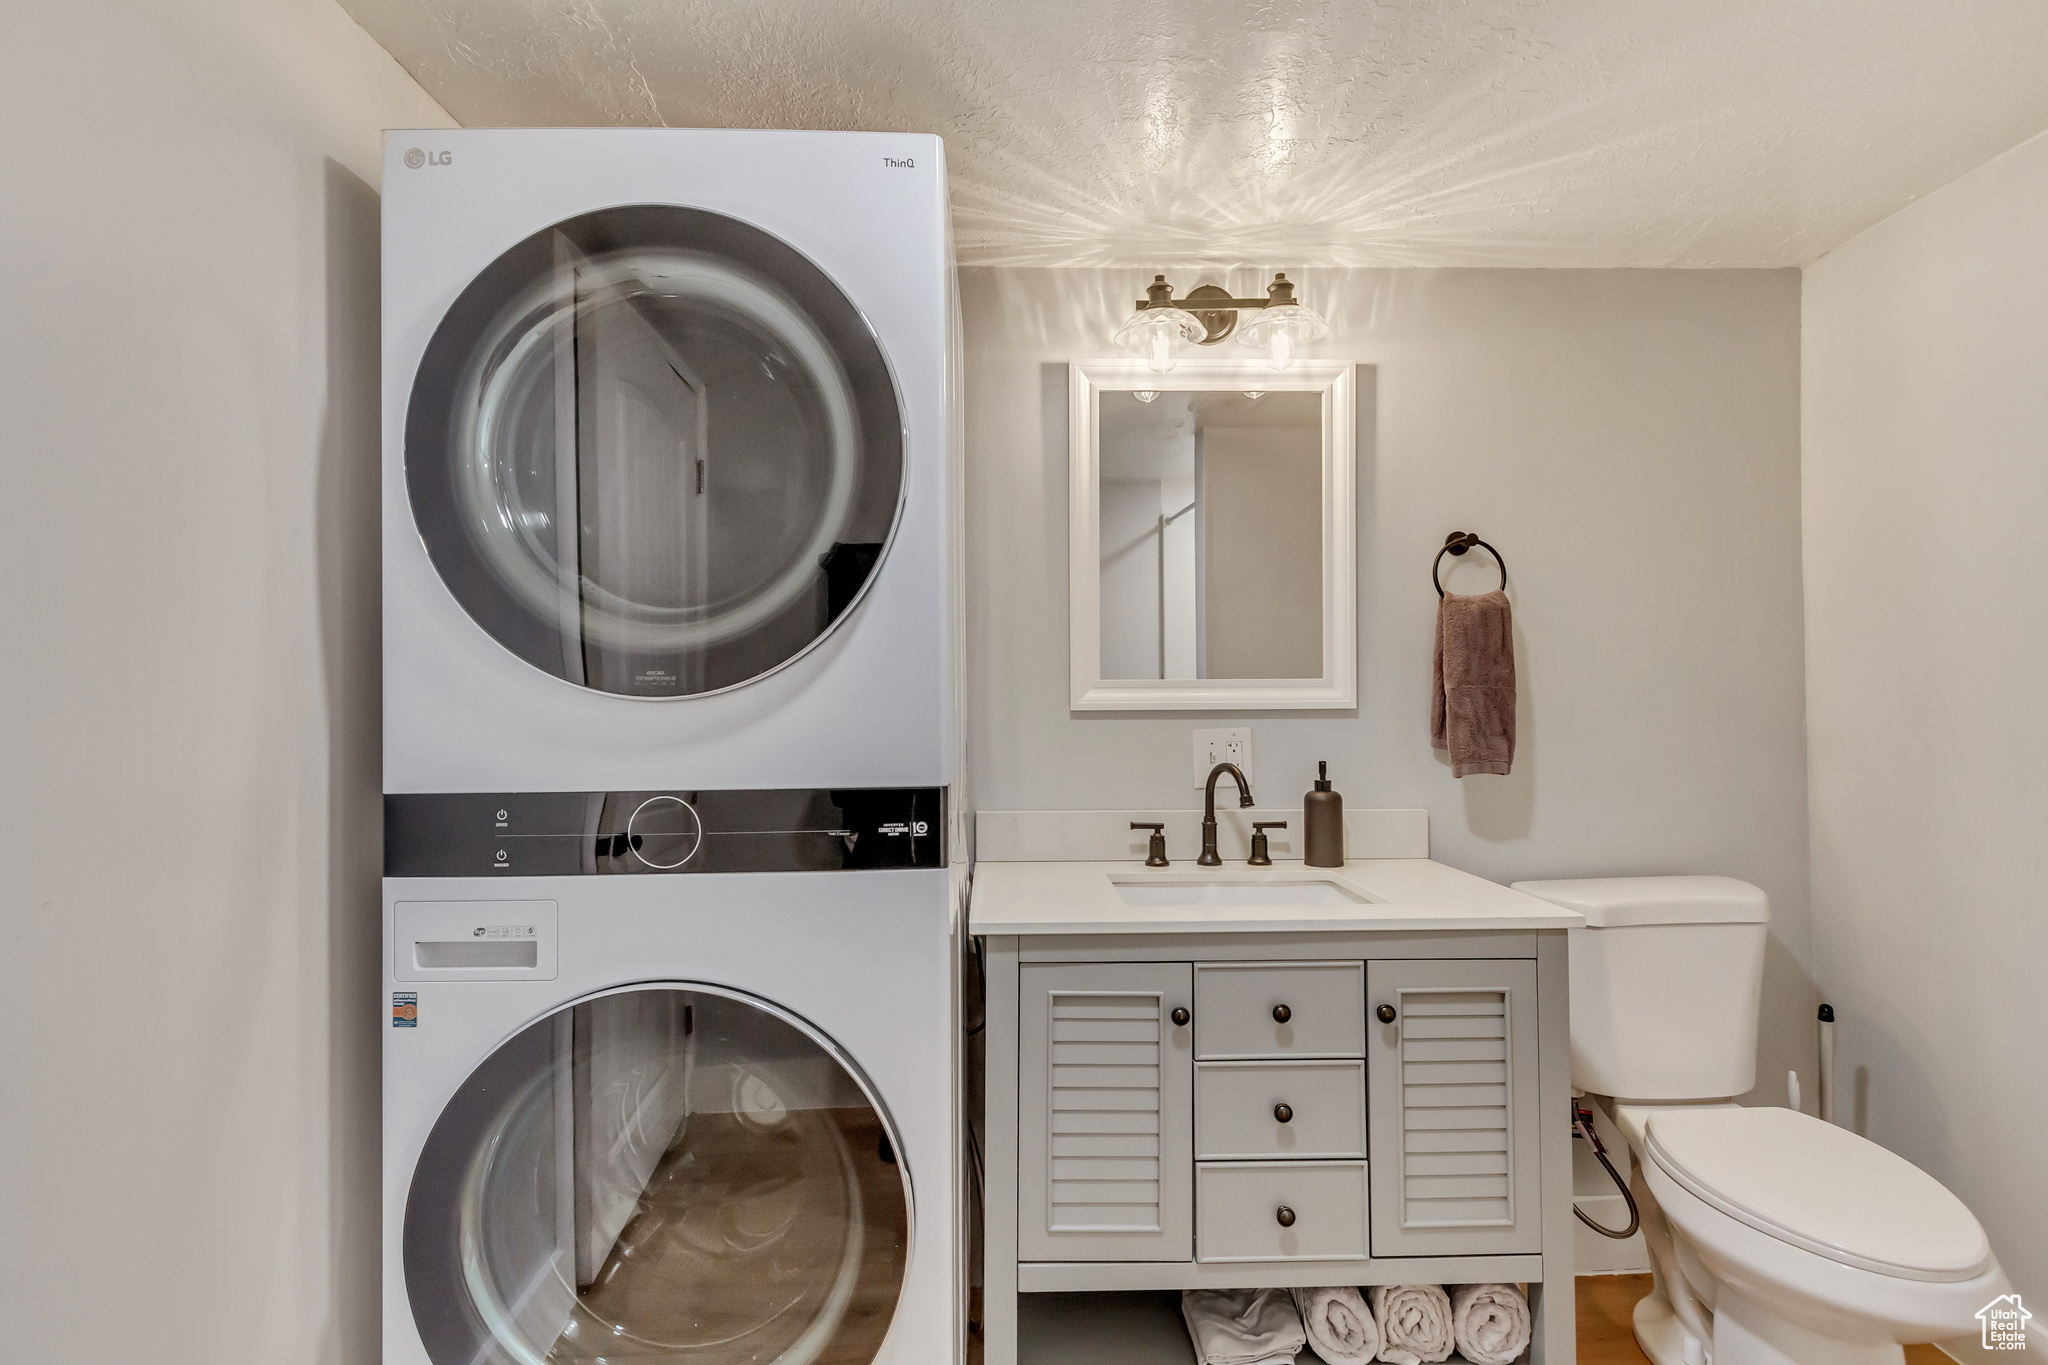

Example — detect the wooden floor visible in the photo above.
[1577,1274,1654,1365]
[1578,1274,1950,1365]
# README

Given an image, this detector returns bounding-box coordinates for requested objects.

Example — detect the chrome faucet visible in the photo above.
[1198,762,1254,866]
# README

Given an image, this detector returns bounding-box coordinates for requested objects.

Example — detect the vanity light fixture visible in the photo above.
[1115,272,1329,373]
[1133,389,1161,403]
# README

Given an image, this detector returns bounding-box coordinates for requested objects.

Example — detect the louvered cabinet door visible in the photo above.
[1017,962,1194,1262]
[1367,958,1541,1256]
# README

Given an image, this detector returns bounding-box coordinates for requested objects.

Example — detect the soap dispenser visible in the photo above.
[1303,761,1343,867]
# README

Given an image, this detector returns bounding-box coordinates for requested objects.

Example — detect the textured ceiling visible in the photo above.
[339,0,2048,267]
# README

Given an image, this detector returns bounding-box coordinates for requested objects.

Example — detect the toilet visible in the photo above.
[1511,876,2008,1365]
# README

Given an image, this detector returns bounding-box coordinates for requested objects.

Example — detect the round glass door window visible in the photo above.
[406,206,906,697]
[404,985,911,1365]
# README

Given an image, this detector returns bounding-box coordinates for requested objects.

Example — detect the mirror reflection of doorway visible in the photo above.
[565,242,712,695]
[405,206,906,699]
[1097,390,1323,681]
[404,985,910,1365]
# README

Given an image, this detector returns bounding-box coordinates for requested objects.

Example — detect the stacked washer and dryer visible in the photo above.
[380,130,964,1365]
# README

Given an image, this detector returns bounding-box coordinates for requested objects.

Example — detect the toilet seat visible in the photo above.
[1644,1106,1991,1283]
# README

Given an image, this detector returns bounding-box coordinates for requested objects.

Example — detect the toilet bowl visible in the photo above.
[1616,1102,2008,1365]
[1512,877,2008,1365]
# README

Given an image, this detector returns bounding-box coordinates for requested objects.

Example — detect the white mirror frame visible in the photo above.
[1069,357,1357,711]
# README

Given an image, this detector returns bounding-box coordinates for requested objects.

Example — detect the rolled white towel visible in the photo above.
[1369,1284,1454,1365]
[1449,1284,1531,1365]
[1181,1288,1309,1365]
[1291,1287,1380,1365]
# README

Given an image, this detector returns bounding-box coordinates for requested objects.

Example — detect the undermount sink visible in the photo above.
[1110,878,1367,908]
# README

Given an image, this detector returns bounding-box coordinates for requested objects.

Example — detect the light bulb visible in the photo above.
[1115,305,1202,372]
[1149,328,1175,374]
[1234,300,1327,369]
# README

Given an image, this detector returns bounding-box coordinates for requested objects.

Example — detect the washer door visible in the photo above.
[406,206,906,697]
[404,984,911,1365]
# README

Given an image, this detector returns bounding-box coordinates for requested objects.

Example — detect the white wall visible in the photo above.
[1802,129,2048,1309]
[0,2,449,1359]
[963,267,1817,1110]
[1201,423,1323,680]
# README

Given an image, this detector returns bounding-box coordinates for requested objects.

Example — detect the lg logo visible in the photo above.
[404,147,452,169]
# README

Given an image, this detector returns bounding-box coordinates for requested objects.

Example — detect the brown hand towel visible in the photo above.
[1431,589,1515,777]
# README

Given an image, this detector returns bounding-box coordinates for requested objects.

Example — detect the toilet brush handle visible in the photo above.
[1818,1004,1836,1125]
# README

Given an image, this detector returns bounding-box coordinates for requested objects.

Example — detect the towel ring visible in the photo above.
[1433,531,1507,598]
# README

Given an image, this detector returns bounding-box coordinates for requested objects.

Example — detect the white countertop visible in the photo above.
[969,857,1584,936]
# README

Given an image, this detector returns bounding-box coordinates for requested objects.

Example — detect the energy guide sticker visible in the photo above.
[392,992,418,1028]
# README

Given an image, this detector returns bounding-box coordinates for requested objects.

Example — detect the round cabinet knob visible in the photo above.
[626,795,703,870]
[1376,1004,1397,1024]
[1275,1206,1296,1228]
[1272,1003,1292,1023]
[1171,1007,1191,1027]
[1273,1103,1293,1124]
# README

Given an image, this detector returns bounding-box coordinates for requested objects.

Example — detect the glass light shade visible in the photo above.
[1113,307,1206,374]
[1133,390,1161,403]
[1235,303,1329,371]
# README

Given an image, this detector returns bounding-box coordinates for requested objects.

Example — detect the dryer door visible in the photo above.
[406,206,906,698]
[404,984,912,1365]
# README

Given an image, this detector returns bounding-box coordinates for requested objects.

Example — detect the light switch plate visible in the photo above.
[1192,727,1254,788]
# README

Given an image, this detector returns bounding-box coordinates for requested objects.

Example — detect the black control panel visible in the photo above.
[385,787,946,877]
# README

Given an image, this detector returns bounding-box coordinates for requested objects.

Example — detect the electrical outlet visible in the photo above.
[1192,727,1254,789]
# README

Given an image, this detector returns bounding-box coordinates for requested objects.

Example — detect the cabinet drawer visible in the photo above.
[1196,1161,1369,1262]
[1195,962,1365,1059]
[1196,1061,1365,1159]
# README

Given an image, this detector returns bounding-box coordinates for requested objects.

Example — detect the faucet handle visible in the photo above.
[1130,822,1169,868]
[1247,820,1287,868]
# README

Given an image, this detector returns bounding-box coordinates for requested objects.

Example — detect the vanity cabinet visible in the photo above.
[1013,955,1545,1267]
[973,842,1579,1365]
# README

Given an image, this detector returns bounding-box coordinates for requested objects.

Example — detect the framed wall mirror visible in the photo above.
[1069,358,1356,710]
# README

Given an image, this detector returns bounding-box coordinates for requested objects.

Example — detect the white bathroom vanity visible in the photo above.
[971,809,1584,1365]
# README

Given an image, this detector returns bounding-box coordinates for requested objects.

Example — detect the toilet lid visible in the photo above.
[1645,1107,1991,1282]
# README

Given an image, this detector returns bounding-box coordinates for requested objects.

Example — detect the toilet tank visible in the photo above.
[1511,876,1769,1101]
